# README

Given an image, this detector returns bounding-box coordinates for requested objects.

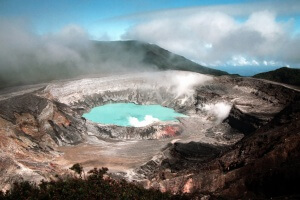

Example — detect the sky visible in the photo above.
[1,0,300,75]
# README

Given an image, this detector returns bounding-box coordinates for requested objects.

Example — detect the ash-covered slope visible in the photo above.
[91,40,228,76]
[0,40,228,89]
[253,67,300,86]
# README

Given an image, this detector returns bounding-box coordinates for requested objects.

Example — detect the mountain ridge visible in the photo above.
[0,40,228,89]
[253,67,300,86]
[94,40,228,76]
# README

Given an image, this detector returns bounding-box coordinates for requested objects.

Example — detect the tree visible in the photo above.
[69,163,83,178]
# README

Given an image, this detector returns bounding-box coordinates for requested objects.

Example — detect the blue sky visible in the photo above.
[0,0,300,75]
[0,0,255,36]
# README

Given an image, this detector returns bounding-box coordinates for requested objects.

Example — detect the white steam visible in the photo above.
[149,71,213,98]
[128,115,160,127]
[199,102,232,124]
[171,72,212,97]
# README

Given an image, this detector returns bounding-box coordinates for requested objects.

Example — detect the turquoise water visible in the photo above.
[82,103,186,127]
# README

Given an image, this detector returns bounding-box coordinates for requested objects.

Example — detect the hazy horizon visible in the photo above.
[1,0,300,81]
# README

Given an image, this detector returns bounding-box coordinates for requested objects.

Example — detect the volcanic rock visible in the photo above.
[0,70,299,199]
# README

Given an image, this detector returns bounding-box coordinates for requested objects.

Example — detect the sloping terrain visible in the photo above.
[0,70,299,199]
[141,77,300,199]
[146,94,300,199]
[0,40,227,89]
[253,67,300,86]
[91,41,228,76]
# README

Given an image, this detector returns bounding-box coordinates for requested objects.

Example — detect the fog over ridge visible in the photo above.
[0,20,157,89]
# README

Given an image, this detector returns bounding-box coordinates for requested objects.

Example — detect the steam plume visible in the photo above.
[199,102,232,123]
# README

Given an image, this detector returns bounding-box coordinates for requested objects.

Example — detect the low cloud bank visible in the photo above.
[199,102,232,124]
[128,115,159,127]
[123,10,300,67]
[0,19,155,89]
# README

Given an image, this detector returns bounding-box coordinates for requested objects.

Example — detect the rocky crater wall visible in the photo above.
[0,71,297,196]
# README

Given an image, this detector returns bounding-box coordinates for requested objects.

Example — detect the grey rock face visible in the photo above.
[0,94,48,123]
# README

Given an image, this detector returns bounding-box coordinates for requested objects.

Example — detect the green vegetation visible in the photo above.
[0,165,190,200]
[253,67,300,86]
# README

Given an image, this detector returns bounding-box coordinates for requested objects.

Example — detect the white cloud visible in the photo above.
[226,56,279,66]
[204,43,213,49]
[245,11,284,39]
[123,9,300,67]
[228,56,250,66]
[114,0,300,22]
[252,60,259,66]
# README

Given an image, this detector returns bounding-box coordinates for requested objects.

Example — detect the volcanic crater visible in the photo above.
[0,70,299,198]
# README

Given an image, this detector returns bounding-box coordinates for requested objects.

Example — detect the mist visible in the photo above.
[0,20,157,89]
[199,102,232,124]
[145,71,213,99]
